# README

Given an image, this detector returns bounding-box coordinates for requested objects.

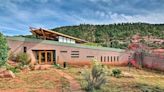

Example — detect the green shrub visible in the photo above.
[0,33,8,67]
[112,68,122,78]
[9,67,21,73]
[16,52,31,67]
[53,64,62,69]
[60,77,71,92]
[81,59,108,91]
[5,63,20,73]
[8,51,16,61]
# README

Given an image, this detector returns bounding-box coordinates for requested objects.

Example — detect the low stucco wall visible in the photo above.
[143,56,164,71]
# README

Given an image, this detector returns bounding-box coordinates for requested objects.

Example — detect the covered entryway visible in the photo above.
[33,50,56,64]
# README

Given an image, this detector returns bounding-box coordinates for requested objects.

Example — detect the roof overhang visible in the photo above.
[30,27,88,43]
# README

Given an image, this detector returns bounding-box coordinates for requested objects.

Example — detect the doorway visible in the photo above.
[34,50,56,64]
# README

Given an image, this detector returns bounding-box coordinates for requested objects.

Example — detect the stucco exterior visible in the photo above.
[7,37,129,66]
[143,55,164,71]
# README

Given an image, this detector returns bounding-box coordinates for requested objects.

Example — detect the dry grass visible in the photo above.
[0,69,70,92]
[64,66,164,92]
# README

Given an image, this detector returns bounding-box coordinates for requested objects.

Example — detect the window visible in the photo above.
[23,46,27,53]
[114,56,116,62]
[34,51,39,63]
[59,36,63,42]
[60,51,67,53]
[101,56,103,62]
[71,51,79,58]
[104,56,106,62]
[117,56,119,62]
[63,37,67,43]
[86,56,94,58]
[111,56,112,62]
[108,56,109,62]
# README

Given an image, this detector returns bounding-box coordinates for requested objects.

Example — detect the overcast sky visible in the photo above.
[0,0,164,35]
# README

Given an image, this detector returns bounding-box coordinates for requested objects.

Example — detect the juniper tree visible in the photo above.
[0,33,8,67]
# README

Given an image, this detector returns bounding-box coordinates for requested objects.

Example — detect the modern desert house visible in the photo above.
[7,28,129,66]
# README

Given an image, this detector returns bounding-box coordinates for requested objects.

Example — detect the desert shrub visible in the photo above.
[111,68,122,78]
[81,59,108,92]
[0,33,8,67]
[61,77,71,92]
[9,67,21,73]
[8,51,16,61]
[5,63,21,73]
[29,64,35,70]
[16,52,31,67]
[136,83,164,92]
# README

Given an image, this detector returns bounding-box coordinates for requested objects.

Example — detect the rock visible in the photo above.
[0,73,4,78]
[33,65,52,70]
[0,69,6,78]
[0,70,16,78]
[22,67,30,72]
[34,65,40,70]
[7,60,18,67]
[40,65,50,70]
[4,70,16,78]
[78,70,82,74]
[0,68,6,73]
[122,72,134,78]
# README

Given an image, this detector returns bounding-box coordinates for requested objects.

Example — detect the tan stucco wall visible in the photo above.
[7,38,129,66]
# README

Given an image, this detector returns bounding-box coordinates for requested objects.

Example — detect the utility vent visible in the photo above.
[71,51,79,58]
[60,51,67,53]
[86,56,94,58]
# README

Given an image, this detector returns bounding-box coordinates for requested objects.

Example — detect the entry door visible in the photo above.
[47,51,53,64]
[39,51,53,64]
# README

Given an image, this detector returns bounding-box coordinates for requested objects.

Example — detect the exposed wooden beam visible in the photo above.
[31,28,88,43]
[40,28,46,40]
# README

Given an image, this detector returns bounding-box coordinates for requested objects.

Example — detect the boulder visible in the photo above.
[0,70,15,78]
[122,72,134,78]
[34,65,52,70]
[34,65,41,70]
[0,73,4,78]
[39,65,50,70]
[0,68,6,72]
[4,70,16,78]
[0,69,6,78]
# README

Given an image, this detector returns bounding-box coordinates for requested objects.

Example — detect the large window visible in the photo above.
[58,36,75,44]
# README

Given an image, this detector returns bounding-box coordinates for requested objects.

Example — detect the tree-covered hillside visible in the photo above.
[52,23,164,49]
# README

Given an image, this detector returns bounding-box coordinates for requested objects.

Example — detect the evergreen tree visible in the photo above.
[0,33,8,67]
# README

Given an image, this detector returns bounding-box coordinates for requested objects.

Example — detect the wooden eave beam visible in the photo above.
[41,29,46,40]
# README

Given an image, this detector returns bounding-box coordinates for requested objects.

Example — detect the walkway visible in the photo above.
[53,68,84,92]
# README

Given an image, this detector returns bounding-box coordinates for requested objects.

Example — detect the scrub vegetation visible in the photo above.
[52,23,164,49]
[19,23,164,49]
[0,69,70,92]
[64,66,164,92]
[81,60,108,91]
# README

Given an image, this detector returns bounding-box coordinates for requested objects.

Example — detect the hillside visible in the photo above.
[52,23,164,49]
